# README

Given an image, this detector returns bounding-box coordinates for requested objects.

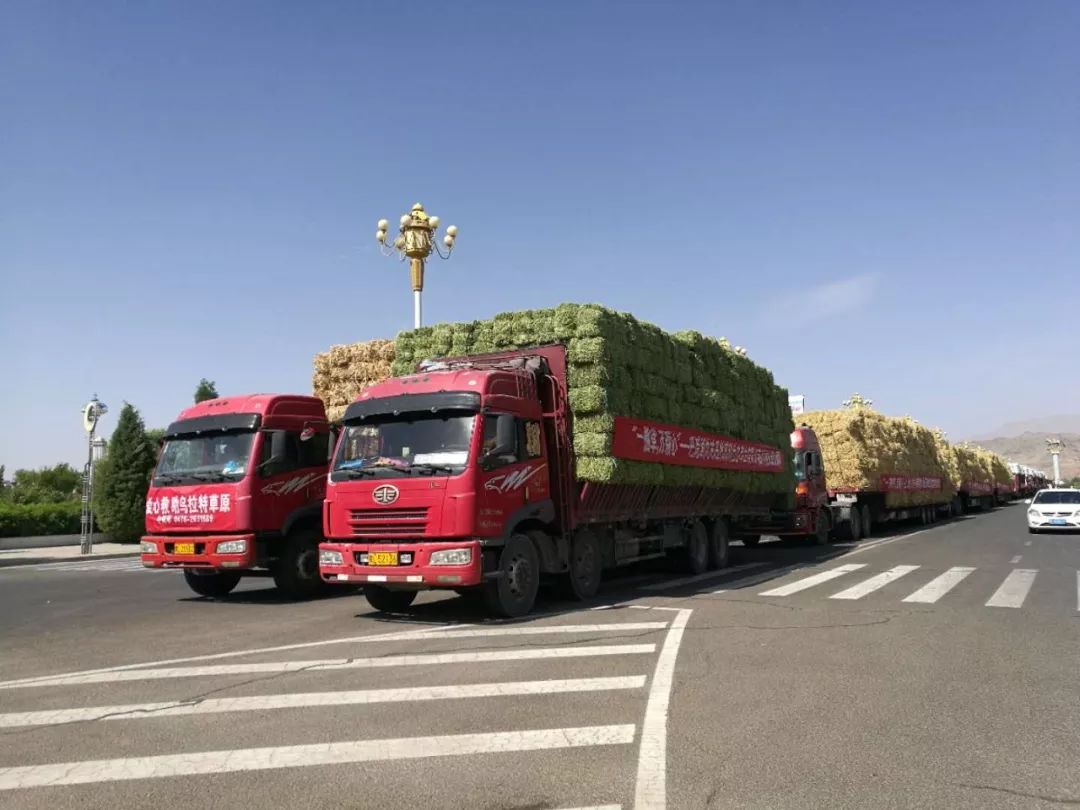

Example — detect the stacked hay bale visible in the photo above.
[953,444,994,492]
[312,339,396,422]
[390,303,795,497]
[800,408,950,508]
[976,447,1013,491]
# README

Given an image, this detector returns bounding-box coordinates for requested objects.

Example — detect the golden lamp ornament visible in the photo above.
[376,203,458,328]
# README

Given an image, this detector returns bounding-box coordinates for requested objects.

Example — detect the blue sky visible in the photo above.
[2,1,1078,471]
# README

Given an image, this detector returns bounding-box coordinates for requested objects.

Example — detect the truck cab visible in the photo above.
[141,394,331,599]
[320,354,560,616]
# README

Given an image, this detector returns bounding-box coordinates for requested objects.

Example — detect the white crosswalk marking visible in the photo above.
[902,567,976,604]
[830,565,921,600]
[7,644,659,689]
[640,562,767,591]
[0,676,648,729]
[0,726,638,790]
[5,558,144,573]
[985,569,1038,608]
[0,609,689,807]
[759,563,867,597]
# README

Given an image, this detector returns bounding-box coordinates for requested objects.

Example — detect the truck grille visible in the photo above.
[348,507,429,538]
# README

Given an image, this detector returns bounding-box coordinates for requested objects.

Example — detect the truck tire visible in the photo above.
[562,529,602,601]
[813,512,830,546]
[740,534,761,548]
[861,505,873,538]
[483,534,540,618]
[679,520,709,574]
[183,569,241,598]
[272,529,325,600]
[364,586,417,613]
[707,519,729,570]
[833,507,862,543]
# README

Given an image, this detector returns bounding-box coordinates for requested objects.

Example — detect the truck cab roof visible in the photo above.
[169,394,327,436]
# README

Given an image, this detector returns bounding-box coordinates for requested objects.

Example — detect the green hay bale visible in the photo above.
[568,385,607,414]
[573,432,612,457]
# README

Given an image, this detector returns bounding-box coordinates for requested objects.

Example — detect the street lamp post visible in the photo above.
[375,203,458,329]
[842,393,873,409]
[1046,438,1065,486]
[79,396,108,554]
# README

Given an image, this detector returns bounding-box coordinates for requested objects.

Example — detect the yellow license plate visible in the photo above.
[174,543,195,555]
[367,551,398,566]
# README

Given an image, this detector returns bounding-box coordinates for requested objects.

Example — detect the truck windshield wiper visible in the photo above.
[190,471,228,482]
[339,468,375,478]
[154,473,184,485]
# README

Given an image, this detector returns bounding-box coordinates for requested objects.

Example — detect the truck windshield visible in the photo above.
[335,413,475,476]
[793,452,807,481]
[155,431,255,483]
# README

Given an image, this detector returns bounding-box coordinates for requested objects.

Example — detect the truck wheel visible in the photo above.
[364,586,417,613]
[813,513,830,545]
[680,520,709,574]
[183,569,241,598]
[707,519,729,570]
[483,534,540,618]
[861,505,873,538]
[740,534,761,548]
[272,529,325,600]
[562,530,602,600]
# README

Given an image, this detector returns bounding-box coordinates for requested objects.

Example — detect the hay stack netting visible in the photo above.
[312,339,396,423]
[800,408,950,508]
[390,303,796,496]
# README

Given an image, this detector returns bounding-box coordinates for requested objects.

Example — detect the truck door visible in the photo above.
[254,429,329,533]
[477,412,550,536]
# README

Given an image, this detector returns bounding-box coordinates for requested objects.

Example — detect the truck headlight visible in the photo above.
[430,548,472,566]
[320,549,343,566]
[140,541,157,554]
[217,539,248,554]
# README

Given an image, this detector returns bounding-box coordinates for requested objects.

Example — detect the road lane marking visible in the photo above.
[710,563,808,594]
[1024,540,1032,547]
[640,563,767,591]
[985,569,1038,608]
[0,676,648,729]
[0,725,637,790]
[0,622,665,691]
[830,565,921,600]
[1010,555,1022,564]
[6,645,659,689]
[759,564,867,597]
[845,528,929,556]
[634,607,691,810]
[902,567,976,604]
[0,624,469,690]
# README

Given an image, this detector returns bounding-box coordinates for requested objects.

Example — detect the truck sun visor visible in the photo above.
[165,413,262,437]
[342,392,481,423]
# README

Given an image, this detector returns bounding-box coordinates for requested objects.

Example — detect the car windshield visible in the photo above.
[155,431,255,482]
[1033,491,1080,505]
[335,412,476,475]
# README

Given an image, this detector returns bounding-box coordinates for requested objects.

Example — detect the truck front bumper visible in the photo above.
[319,540,484,589]
[140,534,258,570]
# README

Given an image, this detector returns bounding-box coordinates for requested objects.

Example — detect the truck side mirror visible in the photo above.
[269,430,290,466]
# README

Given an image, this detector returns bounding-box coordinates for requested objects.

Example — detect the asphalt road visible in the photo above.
[0,503,1077,809]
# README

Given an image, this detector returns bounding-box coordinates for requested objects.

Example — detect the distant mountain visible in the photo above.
[976,414,1080,438]
[974,432,1080,481]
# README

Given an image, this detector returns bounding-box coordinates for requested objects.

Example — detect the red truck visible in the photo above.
[141,394,332,599]
[736,424,957,547]
[318,346,791,617]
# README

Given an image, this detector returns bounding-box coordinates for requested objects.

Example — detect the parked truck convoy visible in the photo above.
[140,394,332,598]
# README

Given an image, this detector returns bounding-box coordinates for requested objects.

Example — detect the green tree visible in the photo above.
[194,379,219,403]
[0,465,6,498]
[94,403,156,543]
[5,464,82,504]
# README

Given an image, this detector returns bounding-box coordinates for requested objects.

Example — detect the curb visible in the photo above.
[0,552,142,569]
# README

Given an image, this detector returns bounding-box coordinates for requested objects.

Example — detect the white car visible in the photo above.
[1026,488,1080,533]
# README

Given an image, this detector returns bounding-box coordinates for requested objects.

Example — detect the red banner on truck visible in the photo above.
[611,416,785,473]
[962,481,994,495]
[879,475,943,492]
